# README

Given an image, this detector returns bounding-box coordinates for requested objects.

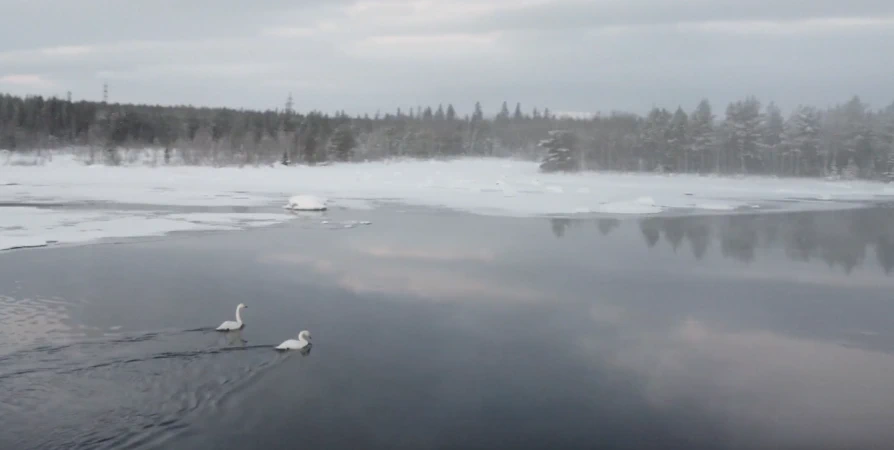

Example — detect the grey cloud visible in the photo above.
[0,0,344,51]
[403,0,894,35]
[1,0,893,115]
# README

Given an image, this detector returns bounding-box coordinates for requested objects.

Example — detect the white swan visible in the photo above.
[275,330,312,350]
[216,303,247,331]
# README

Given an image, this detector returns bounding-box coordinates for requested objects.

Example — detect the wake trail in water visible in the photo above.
[0,327,219,381]
[114,351,291,450]
[0,325,292,450]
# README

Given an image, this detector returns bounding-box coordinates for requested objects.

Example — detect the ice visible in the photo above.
[284,195,327,211]
[0,207,294,251]
[695,203,738,211]
[166,213,294,228]
[597,197,664,215]
[4,154,894,251]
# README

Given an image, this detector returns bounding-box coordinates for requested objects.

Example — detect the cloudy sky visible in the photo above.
[1,0,893,116]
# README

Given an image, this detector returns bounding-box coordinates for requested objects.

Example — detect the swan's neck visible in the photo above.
[235,307,243,324]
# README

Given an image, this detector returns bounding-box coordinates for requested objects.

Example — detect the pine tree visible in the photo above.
[327,124,356,162]
[538,130,579,172]
[446,104,456,121]
[668,107,689,172]
[781,106,822,176]
[873,105,894,181]
[513,103,523,121]
[760,102,784,174]
[434,104,445,121]
[723,96,762,173]
[498,102,510,119]
[640,107,672,171]
[472,102,484,122]
[688,99,714,173]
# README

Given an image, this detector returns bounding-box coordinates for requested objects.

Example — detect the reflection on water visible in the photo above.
[552,207,894,274]
[2,205,894,449]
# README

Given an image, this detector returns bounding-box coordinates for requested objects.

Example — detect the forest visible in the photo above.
[1,92,893,180]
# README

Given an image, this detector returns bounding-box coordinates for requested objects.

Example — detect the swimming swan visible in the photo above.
[216,303,247,331]
[275,330,312,350]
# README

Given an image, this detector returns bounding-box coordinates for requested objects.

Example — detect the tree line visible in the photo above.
[1,92,893,180]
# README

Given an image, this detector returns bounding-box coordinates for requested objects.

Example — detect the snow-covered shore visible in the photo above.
[3,153,894,251]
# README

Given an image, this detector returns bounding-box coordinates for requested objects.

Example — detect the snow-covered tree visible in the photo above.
[872,104,894,181]
[513,103,524,121]
[668,107,689,172]
[781,106,822,176]
[471,102,484,123]
[640,107,672,171]
[327,125,356,162]
[760,102,785,174]
[723,96,762,173]
[446,104,456,122]
[688,99,714,173]
[539,130,579,172]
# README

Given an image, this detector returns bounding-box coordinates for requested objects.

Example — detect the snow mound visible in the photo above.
[284,195,327,211]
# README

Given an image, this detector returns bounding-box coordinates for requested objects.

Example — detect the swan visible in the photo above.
[216,303,247,331]
[275,330,312,351]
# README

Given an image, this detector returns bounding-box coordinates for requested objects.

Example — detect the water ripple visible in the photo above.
[0,327,286,450]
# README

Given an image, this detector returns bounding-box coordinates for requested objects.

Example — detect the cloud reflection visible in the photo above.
[580,302,894,449]
[356,245,496,262]
[259,250,540,303]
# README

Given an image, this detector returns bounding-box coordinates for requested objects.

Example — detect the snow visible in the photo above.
[598,197,663,215]
[694,203,738,211]
[4,154,894,251]
[0,206,294,251]
[285,195,327,211]
[5,156,894,218]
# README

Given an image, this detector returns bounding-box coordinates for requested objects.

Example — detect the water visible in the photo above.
[2,206,894,449]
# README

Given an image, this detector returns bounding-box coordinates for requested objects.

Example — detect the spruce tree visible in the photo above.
[328,124,356,162]
[538,130,579,172]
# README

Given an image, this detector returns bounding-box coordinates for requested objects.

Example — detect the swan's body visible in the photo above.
[275,330,312,350]
[216,303,247,331]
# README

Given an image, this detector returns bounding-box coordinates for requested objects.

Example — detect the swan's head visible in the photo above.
[237,303,247,310]
[299,330,312,341]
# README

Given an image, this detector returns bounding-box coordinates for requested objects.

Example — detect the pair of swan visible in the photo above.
[216,303,312,351]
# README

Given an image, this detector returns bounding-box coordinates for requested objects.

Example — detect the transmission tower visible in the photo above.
[103,83,108,103]
[285,92,294,114]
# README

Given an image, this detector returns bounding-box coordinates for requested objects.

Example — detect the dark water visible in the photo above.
[2,206,894,450]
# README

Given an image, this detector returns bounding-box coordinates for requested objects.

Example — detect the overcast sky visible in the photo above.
[1,0,893,116]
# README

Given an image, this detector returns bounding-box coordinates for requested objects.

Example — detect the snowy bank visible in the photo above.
[3,157,894,218]
[4,157,894,251]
